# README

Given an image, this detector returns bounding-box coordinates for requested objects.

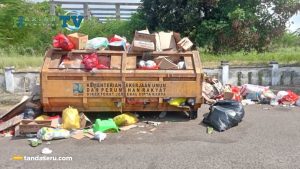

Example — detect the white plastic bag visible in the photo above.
[86,37,109,49]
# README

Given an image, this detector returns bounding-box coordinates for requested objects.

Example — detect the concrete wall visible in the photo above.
[0,64,299,93]
[204,65,300,86]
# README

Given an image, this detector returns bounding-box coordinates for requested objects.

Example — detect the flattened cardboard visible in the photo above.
[71,131,85,140]
[0,114,23,132]
[158,57,177,69]
[110,55,121,69]
[0,96,29,120]
[120,124,137,131]
[157,32,177,51]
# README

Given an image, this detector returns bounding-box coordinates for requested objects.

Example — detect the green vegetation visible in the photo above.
[1,47,299,69]
[140,0,300,53]
[0,0,299,70]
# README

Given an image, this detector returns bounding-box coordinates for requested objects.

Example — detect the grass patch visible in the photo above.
[0,47,299,70]
[0,49,43,70]
[201,47,300,67]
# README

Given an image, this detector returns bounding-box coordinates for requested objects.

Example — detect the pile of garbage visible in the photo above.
[0,91,164,145]
[54,29,193,71]
[202,77,300,107]
[201,77,300,132]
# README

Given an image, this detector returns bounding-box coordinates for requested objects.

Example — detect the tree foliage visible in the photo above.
[140,0,300,53]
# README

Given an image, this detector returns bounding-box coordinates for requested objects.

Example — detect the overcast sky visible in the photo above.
[29,0,300,32]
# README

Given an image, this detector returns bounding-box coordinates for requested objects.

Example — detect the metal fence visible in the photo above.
[50,0,141,21]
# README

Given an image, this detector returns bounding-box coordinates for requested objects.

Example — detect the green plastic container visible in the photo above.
[93,119,119,133]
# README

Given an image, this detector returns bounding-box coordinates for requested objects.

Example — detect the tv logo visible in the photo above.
[59,11,84,31]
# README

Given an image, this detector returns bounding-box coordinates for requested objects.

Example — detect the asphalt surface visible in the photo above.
[1,104,300,169]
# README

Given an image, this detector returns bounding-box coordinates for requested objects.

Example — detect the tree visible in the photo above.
[139,0,300,53]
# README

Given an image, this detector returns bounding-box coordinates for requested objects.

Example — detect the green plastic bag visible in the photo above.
[93,119,119,133]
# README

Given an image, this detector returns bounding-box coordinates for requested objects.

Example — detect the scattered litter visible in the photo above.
[207,127,213,134]
[113,113,138,127]
[41,147,52,155]
[71,130,85,140]
[159,112,167,118]
[241,99,255,106]
[263,107,271,110]
[93,119,119,133]
[62,106,80,130]
[144,121,161,127]
[46,142,51,145]
[137,131,147,134]
[93,131,107,142]
[37,127,70,141]
[28,138,42,147]
[296,99,300,107]
[150,128,157,132]
[119,124,137,131]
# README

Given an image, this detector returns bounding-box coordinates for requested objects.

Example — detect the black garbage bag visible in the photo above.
[203,100,245,132]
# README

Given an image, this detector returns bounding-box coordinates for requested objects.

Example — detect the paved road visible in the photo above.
[1,104,300,169]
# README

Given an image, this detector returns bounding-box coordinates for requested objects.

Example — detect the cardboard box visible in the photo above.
[155,31,180,51]
[19,119,52,134]
[131,31,156,52]
[132,40,155,52]
[157,32,177,51]
[67,33,88,50]
[177,37,193,51]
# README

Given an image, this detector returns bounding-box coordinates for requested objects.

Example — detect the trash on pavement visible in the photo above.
[279,90,299,105]
[296,99,300,107]
[113,113,138,127]
[19,119,52,134]
[207,127,214,134]
[203,100,245,132]
[93,119,119,133]
[37,127,70,141]
[119,124,138,131]
[41,147,52,155]
[71,130,85,140]
[144,121,161,127]
[62,106,80,130]
[93,131,107,142]
[240,84,269,96]
[28,138,42,147]
[241,99,255,106]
